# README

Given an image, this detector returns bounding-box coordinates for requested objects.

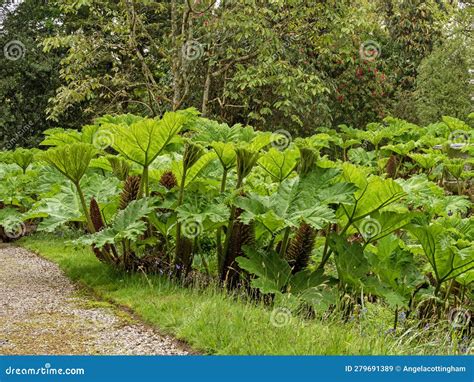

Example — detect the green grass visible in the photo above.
[18,234,462,355]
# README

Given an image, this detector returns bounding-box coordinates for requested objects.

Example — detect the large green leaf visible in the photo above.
[105,112,187,167]
[382,140,417,156]
[11,148,36,172]
[288,269,327,295]
[236,246,291,294]
[277,167,356,228]
[172,152,217,187]
[0,207,24,234]
[40,128,83,146]
[211,142,237,170]
[40,143,96,184]
[329,235,369,290]
[236,166,356,232]
[25,186,84,231]
[176,195,230,233]
[353,211,415,243]
[257,147,299,182]
[356,128,393,147]
[341,164,406,221]
[24,174,120,231]
[95,114,145,126]
[366,235,423,307]
[408,223,474,283]
[76,198,156,248]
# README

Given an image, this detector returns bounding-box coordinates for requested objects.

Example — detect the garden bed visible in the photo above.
[18,234,467,355]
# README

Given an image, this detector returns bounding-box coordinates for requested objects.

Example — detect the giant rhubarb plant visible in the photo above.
[100,112,189,197]
[40,143,96,233]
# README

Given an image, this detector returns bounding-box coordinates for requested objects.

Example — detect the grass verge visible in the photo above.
[18,234,461,355]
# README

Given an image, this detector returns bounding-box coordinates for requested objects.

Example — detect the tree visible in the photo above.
[414,27,473,123]
[380,0,454,121]
[41,0,383,134]
[0,0,80,149]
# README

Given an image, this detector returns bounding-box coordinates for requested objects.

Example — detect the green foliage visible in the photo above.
[330,236,370,290]
[1,111,472,332]
[76,197,156,248]
[237,246,292,294]
[340,164,406,222]
[257,148,300,183]
[21,234,465,355]
[1,0,468,137]
[0,0,74,149]
[236,246,328,306]
[39,142,97,232]
[11,148,37,173]
[237,166,356,236]
[40,143,96,185]
[415,37,473,124]
[103,113,187,168]
[408,222,474,292]
[366,235,423,307]
[0,0,472,348]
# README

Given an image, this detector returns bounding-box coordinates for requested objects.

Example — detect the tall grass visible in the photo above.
[18,234,468,355]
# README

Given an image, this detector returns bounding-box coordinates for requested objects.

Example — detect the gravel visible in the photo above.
[0,246,189,355]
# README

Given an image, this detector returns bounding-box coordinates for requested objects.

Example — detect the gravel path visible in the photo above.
[0,245,189,355]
